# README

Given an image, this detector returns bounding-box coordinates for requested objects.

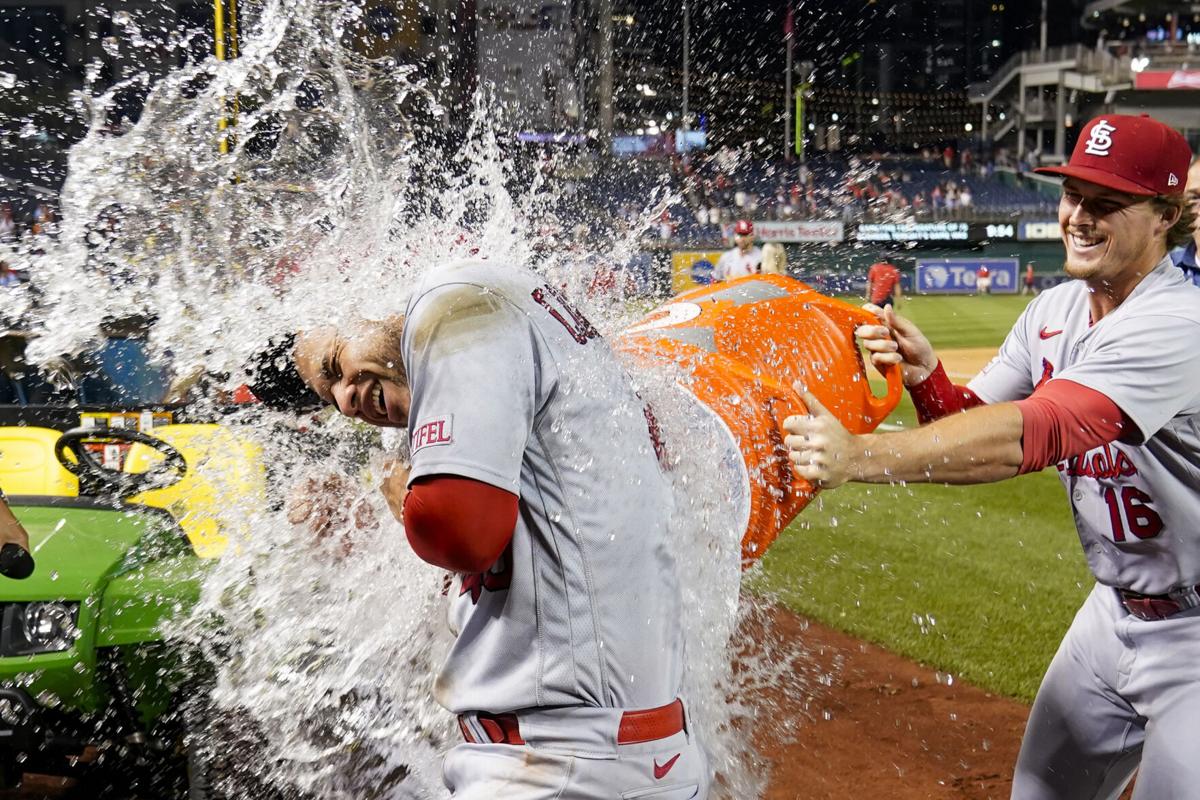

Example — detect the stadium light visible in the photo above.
[1131,56,1150,72]
[964,122,973,132]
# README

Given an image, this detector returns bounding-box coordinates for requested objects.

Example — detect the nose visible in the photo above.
[1066,199,1094,229]
[331,382,359,418]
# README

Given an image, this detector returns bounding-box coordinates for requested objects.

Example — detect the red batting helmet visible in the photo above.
[733,219,754,236]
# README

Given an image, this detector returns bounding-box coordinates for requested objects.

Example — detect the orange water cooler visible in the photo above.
[614,275,902,564]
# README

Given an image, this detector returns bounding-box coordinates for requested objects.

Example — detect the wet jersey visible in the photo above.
[713,246,762,281]
[968,257,1200,594]
[402,260,682,714]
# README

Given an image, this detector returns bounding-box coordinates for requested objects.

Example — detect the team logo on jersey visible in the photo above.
[1057,443,1138,479]
[460,546,511,604]
[1084,120,1117,157]
[412,415,454,452]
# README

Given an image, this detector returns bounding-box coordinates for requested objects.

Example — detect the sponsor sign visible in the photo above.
[1019,221,1061,241]
[670,251,723,294]
[1134,70,1200,90]
[719,220,844,243]
[856,221,970,242]
[915,258,1019,294]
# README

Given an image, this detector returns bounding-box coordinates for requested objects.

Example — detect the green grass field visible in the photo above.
[756,293,1093,702]
[846,292,1036,351]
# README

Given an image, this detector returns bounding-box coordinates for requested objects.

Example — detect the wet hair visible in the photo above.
[246,333,324,412]
[1151,194,1197,251]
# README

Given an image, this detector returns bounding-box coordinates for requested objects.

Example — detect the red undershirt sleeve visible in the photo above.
[1013,379,1134,475]
[402,475,519,574]
[908,361,986,424]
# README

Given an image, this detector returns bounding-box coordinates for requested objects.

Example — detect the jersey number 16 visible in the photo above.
[1102,486,1164,542]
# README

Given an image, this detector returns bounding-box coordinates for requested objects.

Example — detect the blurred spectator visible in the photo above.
[1170,156,1200,285]
[32,202,56,237]
[1022,262,1037,296]
[657,208,675,241]
[713,220,761,281]
[0,260,20,288]
[760,242,788,276]
[866,259,901,307]
[0,202,15,243]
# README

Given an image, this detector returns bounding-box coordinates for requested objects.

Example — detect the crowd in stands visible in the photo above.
[0,197,58,287]
[641,146,1055,244]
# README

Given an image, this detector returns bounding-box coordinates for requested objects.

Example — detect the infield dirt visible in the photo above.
[758,605,1028,800]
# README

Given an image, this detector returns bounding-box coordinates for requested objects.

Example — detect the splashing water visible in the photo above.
[11,0,821,795]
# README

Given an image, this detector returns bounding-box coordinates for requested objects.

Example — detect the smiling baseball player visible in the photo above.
[785,114,1199,798]
[256,260,708,799]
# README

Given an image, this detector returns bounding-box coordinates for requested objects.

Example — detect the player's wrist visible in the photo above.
[848,433,883,482]
[902,362,936,387]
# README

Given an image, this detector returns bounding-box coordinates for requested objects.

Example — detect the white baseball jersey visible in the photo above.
[402,261,683,714]
[712,246,762,281]
[968,256,1200,594]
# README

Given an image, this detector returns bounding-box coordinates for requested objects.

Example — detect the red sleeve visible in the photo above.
[907,361,985,424]
[402,476,519,574]
[1014,379,1134,475]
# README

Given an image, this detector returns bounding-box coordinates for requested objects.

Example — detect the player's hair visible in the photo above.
[760,242,788,275]
[246,333,325,412]
[1151,193,1197,251]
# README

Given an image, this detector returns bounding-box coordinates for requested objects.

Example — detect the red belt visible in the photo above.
[1118,586,1200,621]
[458,698,685,746]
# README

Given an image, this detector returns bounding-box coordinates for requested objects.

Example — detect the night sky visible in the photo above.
[621,0,1080,87]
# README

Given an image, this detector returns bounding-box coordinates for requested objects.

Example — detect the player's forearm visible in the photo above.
[849,403,1024,485]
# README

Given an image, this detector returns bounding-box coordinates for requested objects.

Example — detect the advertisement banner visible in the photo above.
[1019,220,1061,241]
[856,221,971,242]
[1134,70,1200,90]
[915,258,1019,294]
[671,251,723,294]
[719,220,844,243]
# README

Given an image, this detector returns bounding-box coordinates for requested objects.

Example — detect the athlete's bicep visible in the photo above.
[1056,316,1200,442]
[405,286,547,492]
[403,475,518,573]
[1014,379,1133,474]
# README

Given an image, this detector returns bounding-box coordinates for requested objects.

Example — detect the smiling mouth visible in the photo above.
[370,381,386,418]
[1069,231,1106,252]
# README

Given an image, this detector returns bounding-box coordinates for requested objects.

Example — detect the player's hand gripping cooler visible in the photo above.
[614,274,902,564]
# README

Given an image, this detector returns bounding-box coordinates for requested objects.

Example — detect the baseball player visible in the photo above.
[712,219,761,281]
[1170,156,1199,283]
[253,261,707,799]
[865,258,902,308]
[784,114,1198,799]
[975,263,991,294]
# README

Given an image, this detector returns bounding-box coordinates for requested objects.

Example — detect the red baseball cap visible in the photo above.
[1035,114,1192,196]
[733,219,754,236]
